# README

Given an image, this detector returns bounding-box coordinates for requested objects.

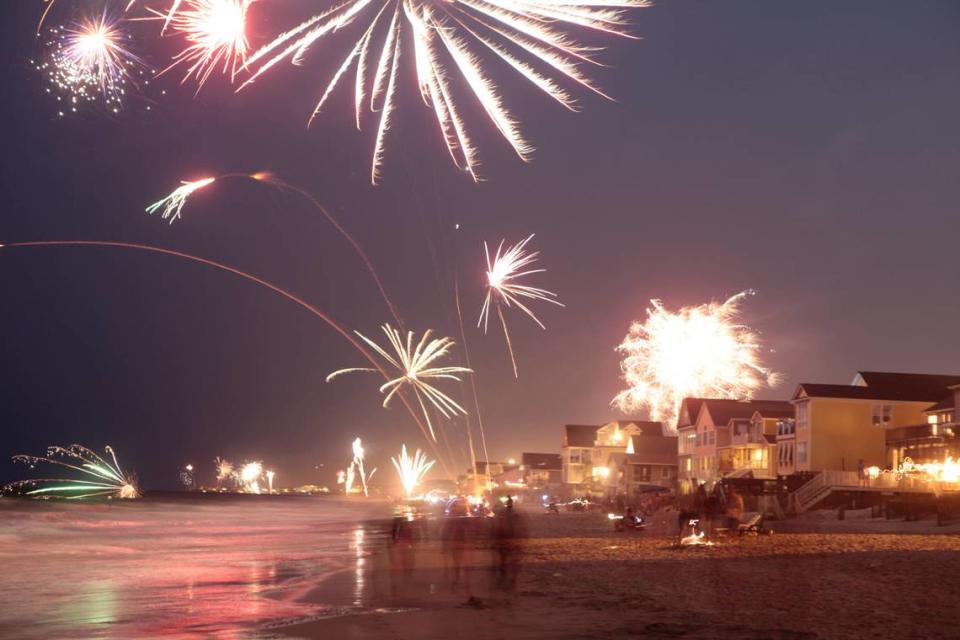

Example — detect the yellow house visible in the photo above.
[792,372,960,472]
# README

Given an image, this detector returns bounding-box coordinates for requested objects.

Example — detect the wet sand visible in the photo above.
[278,509,960,640]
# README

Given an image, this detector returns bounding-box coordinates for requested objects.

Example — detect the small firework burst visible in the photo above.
[479,234,563,377]
[34,11,149,116]
[145,177,217,222]
[4,444,138,500]
[157,0,254,89]
[327,324,472,441]
[392,444,435,498]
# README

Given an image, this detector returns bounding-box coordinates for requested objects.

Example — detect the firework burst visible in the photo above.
[239,0,649,183]
[36,11,147,115]
[4,444,138,500]
[214,456,234,487]
[327,324,472,440]
[145,177,217,222]
[239,461,264,493]
[612,291,780,428]
[349,437,377,496]
[479,234,562,377]
[157,0,254,89]
[392,444,435,497]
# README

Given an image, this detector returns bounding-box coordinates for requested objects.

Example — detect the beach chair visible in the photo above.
[737,512,771,536]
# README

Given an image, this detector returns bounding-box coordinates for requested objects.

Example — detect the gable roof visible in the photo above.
[855,372,960,400]
[796,380,959,403]
[564,424,598,447]
[698,398,794,426]
[522,452,562,470]
[925,394,956,414]
[677,398,706,429]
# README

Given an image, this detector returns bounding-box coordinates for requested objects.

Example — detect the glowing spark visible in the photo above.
[392,444,435,498]
[37,11,146,115]
[327,324,472,441]
[3,444,138,500]
[239,461,263,493]
[214,456,234,488]
[612,291,780,428]
[158,0,253,89]
[145,177,217,223]
[239,0,650,183]
[478,234,563,377]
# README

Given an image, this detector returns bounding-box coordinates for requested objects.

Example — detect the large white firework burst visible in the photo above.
[238,0,650,182]
[327,324,472,440]
[612,291,780,428]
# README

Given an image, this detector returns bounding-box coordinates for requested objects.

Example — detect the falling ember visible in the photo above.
[478,234,563,377]
[391,444,435,498]
[3,444,138,500]
[145,177,217,223]
[238,0,650,182]
[612,291,779,429]
[36,11,148,115]
[157,0,253,89]
[327,324,473,441]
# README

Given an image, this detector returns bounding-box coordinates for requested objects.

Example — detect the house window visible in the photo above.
[662,467,670,478]
[872,405,893,427]
[928,414,939,425]
[569,450,581,464]
[797,442,807,465]
[708,431,716,445]
[796,402,809,430]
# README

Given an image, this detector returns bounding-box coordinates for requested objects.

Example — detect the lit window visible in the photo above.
[872,405,893,427]
[928,415,939,425]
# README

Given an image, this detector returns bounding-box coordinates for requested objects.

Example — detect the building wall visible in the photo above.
[804,398,930,471]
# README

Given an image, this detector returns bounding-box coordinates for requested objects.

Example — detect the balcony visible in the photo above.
[730,431,768,446]
[886,423,957,445]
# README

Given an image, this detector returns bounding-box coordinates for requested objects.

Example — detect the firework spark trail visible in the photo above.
[154,0,253,90]
[327,324,472,442]
[4,444,138,499]
[0,240,454,478]
[612,291,780,429]
[478,234,563,377]
[145,173,404,328]
[238,0,650,183]
[454,278,489,472]
[37,1,140,35]
[350,438,377,496]
[392,444,435,497]
[239,461,263,493]
[214,456,234,487]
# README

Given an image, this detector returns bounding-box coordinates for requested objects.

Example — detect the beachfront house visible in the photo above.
[561,421,674,498]
[679,398,793,491]
[790,372,960,473]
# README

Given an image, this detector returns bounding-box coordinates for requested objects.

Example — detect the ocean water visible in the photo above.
[0,494,392,639]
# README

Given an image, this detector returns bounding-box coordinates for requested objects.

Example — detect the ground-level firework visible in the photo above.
[391,444,435,498]
[612,291,779,429]
[3,444,138,500]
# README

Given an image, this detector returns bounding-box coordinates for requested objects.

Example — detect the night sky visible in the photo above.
[0,1,957,488]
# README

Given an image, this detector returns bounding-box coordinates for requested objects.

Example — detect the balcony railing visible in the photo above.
[730,432,768,445]
[886,424,957,445]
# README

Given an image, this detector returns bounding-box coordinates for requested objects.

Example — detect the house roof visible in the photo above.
[564,424,598,447]
[474,461,518,475]
[615,420,665,437]
[855,372,960,400]
[925,394,956,414]
[677,398,706,429]
[522,452,562,470]
[626,435,678,466]
[796,381,958,403]
[699,399,794,426]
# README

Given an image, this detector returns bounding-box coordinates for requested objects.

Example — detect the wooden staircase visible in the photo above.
[789,470,860,513]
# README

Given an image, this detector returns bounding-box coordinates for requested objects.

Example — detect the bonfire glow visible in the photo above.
[612,291,779,428]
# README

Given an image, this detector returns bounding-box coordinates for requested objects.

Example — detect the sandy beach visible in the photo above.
[278,508,960,640]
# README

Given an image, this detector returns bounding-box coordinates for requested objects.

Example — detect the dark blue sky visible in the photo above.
[1,1,957,488]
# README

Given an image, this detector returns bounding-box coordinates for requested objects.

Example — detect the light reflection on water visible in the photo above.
[0,496,389,639]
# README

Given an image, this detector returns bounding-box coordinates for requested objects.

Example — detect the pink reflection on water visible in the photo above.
[0,496,390,639]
